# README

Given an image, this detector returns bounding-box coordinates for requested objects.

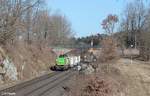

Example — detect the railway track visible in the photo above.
[0,70,75,96]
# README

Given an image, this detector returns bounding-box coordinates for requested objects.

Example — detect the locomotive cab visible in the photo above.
[55,54,69,70]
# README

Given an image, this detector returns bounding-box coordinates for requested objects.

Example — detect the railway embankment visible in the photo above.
[0,43,56,87]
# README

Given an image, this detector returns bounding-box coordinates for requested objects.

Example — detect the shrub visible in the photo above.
[100,37,118,62]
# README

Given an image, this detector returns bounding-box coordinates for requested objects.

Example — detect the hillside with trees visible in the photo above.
[0,0,74,83]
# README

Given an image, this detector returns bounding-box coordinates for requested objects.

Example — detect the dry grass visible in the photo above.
[115,59,150,96]
[97,58,150,96]
[64,57,150,96]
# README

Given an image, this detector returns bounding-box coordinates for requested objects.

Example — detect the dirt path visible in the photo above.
[115,58,150,96]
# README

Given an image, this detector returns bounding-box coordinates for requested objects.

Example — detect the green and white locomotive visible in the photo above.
[55,54,70,70]
[51,54,81,71]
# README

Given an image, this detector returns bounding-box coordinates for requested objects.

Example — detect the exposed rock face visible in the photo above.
[0,47,18,83]
[3,57,18,81]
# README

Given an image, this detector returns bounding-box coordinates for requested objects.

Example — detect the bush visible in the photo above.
[100,37,118,62]
[82,77,112,96]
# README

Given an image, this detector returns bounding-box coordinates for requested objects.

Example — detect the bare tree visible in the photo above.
[48,14,73,46]
[0,0,74,48]
[121,0,147,46]
[0,0,43,45]
[31,9,50,47]
[119,0,150,60]
[100,14,118,63]
[120,0,150,60]
[31,10,74,47]
[0,0,21,44]
[101,14,118,36]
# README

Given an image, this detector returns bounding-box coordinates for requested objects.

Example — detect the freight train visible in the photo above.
[50,48,97,71]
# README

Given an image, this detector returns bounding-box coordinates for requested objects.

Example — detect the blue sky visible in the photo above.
[46,0,131,37]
